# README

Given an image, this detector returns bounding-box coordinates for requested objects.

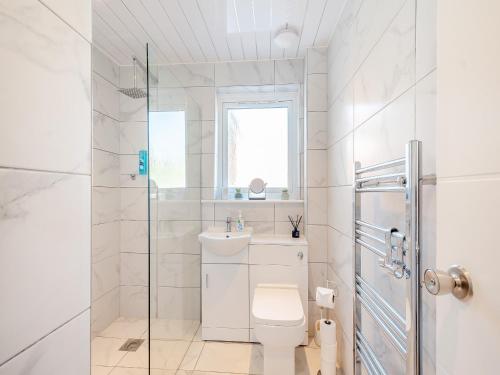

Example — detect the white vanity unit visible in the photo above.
[199,230,308,343]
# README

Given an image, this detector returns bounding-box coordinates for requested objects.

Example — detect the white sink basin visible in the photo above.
[199,231,252,256]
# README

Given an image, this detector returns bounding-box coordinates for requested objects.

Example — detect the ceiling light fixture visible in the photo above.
[273,23,298,49]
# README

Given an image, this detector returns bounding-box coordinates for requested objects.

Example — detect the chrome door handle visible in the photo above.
[297,251,303,260]
[423,265,472,300]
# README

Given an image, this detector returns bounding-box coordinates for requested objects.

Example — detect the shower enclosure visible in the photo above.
[90,42,203,373]
[145,44,203,370]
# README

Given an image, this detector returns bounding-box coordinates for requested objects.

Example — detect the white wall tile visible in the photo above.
[93,149,119,187]
[307,111,328,150]
[121,188,148,221]
[187,121,202,154]
[307,74,328,112]
[0,311,90,375]
[159,63,215,87]
[416,70,436,175]
[92,254,120,300]
[121,220,149,253]
[119,65,147,89]
[328,133,353,187]
[202,202,215,221]
[308,263,327,300]
[119,154,139,175]
[0,0,91,173]
[94,73,120,120]
[275,220,304,235]
[157,199,201,221]
[353,0,416,126]
[354,87,414,167]
[120,286,149,318]
[157,220,201,255]
[120,122,147,155]
[91,288,119,335]
[275,59,304,84]
[327,227,353,288]
[93,111,120,154]
[307,48,327,74]
[158,254,200,287]
[0,170,90,364]
[158,287,200,320]
[306,225,327,263]
[40,0,91,41]
[186,154,202,188]
[214,202,275,222]
[274,202,304,222]
[92,46,119,87]
[307,150,327,187]
[244,221,275,234]
[215,61,274,86]
[186,87,216,121]
[327,186,352,237]
[92,187,120,224]
[121,253,148,286]
[416,0,437,80]
[327,0,362,103]
[201,121,216,154]
[328,83,354,147]
[307,188,328,225]
[328,269,353,346]
[92,221,120,263]
[119,92,147,122]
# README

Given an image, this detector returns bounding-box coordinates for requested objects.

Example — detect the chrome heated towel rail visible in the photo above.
[353,140,421,375]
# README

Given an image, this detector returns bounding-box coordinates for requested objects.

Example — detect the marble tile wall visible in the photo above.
[304,47,329,337]
[326,0,436,373]
[92,46,121,336]
[0,0,91,372]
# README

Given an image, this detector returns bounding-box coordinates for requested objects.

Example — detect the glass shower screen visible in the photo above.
[146,43,202,372]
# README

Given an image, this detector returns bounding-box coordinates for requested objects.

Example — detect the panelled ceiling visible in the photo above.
[92,0,346,65]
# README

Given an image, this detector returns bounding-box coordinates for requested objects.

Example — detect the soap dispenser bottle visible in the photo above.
[237,210,245,232]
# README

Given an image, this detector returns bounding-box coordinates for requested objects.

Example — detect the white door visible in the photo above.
[434,1,500,374]
[202,263,249,329]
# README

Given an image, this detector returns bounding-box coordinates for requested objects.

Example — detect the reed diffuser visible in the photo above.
[288,215,302,238]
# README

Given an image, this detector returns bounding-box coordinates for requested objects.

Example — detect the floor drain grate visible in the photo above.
[119,338,144,352]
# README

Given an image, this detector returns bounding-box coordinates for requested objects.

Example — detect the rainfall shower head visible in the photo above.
[119,86,147,99]
[118,57,147,99]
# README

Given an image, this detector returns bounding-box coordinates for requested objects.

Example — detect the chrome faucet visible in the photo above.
[226,217,232,232]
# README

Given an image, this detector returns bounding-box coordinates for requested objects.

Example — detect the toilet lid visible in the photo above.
[252,284,304,327]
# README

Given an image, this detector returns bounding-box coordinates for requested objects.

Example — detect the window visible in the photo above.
[149,111,186,188]
[221,97,298,198]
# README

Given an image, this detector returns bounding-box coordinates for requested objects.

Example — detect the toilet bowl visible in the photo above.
[252,284,306,375]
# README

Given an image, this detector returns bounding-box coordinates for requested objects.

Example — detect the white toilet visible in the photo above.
[252,283,306,375]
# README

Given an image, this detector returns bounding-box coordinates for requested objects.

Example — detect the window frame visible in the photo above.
[217,92,300,200]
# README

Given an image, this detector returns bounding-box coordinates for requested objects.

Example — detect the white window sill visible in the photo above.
[201,199,304,204]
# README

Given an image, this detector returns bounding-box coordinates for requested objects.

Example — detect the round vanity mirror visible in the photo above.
[249,178,266,194]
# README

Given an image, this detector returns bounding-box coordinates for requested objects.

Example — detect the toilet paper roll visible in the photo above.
[320,319,337,375]
[316,287,336,309]
[320,319,337,345]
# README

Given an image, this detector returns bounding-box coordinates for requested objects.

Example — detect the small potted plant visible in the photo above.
[281,188,290,200]
[235,188,243,199]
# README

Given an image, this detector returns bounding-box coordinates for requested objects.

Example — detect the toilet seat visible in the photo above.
[252,283,306,375]
[252,284,304,327]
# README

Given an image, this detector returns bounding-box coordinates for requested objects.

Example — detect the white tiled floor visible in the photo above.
[92,318,321,375]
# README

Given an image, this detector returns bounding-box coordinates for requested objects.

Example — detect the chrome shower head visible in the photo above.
[118,57,147,99]
[118,87,147,99]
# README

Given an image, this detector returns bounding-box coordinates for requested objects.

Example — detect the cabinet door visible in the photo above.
[202,264,249,329]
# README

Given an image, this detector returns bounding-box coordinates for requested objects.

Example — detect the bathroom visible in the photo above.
[1,0,499,374]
